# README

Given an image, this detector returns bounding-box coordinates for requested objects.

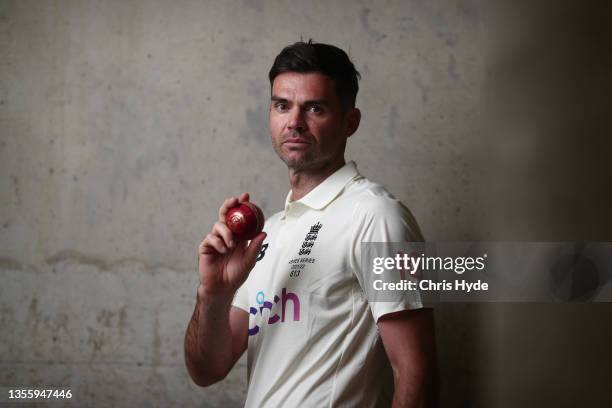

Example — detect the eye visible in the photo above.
[308,105,323,114]
[273,102,288,112]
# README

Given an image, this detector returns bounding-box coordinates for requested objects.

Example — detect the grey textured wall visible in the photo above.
[1,1,611,407]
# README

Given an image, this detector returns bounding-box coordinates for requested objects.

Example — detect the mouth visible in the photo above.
[282,137,312,149]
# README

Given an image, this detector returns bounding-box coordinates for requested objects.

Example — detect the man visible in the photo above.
[185,40,437,407]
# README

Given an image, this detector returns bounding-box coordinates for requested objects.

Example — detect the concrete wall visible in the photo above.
[1,1,611,407]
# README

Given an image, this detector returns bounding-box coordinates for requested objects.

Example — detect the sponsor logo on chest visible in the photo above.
[248,288,300,336]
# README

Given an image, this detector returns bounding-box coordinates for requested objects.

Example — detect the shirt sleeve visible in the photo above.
[349,194,424,321]
[231,281,250,313]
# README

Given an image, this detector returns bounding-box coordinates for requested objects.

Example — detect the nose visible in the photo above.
[287,107,306,132]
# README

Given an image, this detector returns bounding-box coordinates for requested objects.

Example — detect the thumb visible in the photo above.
[244,232,267,268]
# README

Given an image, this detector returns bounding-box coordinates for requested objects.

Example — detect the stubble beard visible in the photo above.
[271,129,347,172]
[274,142,321,171]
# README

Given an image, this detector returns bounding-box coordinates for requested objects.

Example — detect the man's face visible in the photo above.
[269,72,359,171]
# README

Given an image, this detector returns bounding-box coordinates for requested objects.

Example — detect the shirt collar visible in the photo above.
[283,161,360,215]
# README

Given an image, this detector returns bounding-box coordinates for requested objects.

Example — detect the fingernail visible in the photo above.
[229,240,235,248]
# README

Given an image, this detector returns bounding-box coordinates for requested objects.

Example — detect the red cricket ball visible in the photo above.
[225,202,265,241]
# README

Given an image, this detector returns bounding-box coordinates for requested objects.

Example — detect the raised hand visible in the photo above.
[197,193,266,298]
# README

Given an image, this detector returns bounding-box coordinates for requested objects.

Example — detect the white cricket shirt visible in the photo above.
[232,161,423,407]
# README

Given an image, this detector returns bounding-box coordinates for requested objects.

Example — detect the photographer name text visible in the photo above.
[372,279,488,292]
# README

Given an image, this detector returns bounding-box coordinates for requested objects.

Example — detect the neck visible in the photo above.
[288,158,346,201]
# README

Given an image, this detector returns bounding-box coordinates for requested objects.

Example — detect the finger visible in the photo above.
[202,233,228,254]
[244,232,267,267]
[212,221,235,248]
[238,192,250,203]
[218,196,239,222]
[198,237,213,254]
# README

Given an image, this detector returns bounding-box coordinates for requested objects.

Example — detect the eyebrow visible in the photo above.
[270,95,329,106]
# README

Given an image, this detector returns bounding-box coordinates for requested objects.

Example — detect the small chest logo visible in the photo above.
[299,222,322,256]
[256,243,269,262]
[287,222,321,278]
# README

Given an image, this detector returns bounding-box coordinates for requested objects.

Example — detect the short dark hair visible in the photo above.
[268,40,361,110]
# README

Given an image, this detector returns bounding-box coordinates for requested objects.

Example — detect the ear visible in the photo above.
[344,108,361,137]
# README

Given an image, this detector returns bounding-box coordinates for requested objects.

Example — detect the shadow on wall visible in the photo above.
[433,2,612,407]
[484,0,612,239]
